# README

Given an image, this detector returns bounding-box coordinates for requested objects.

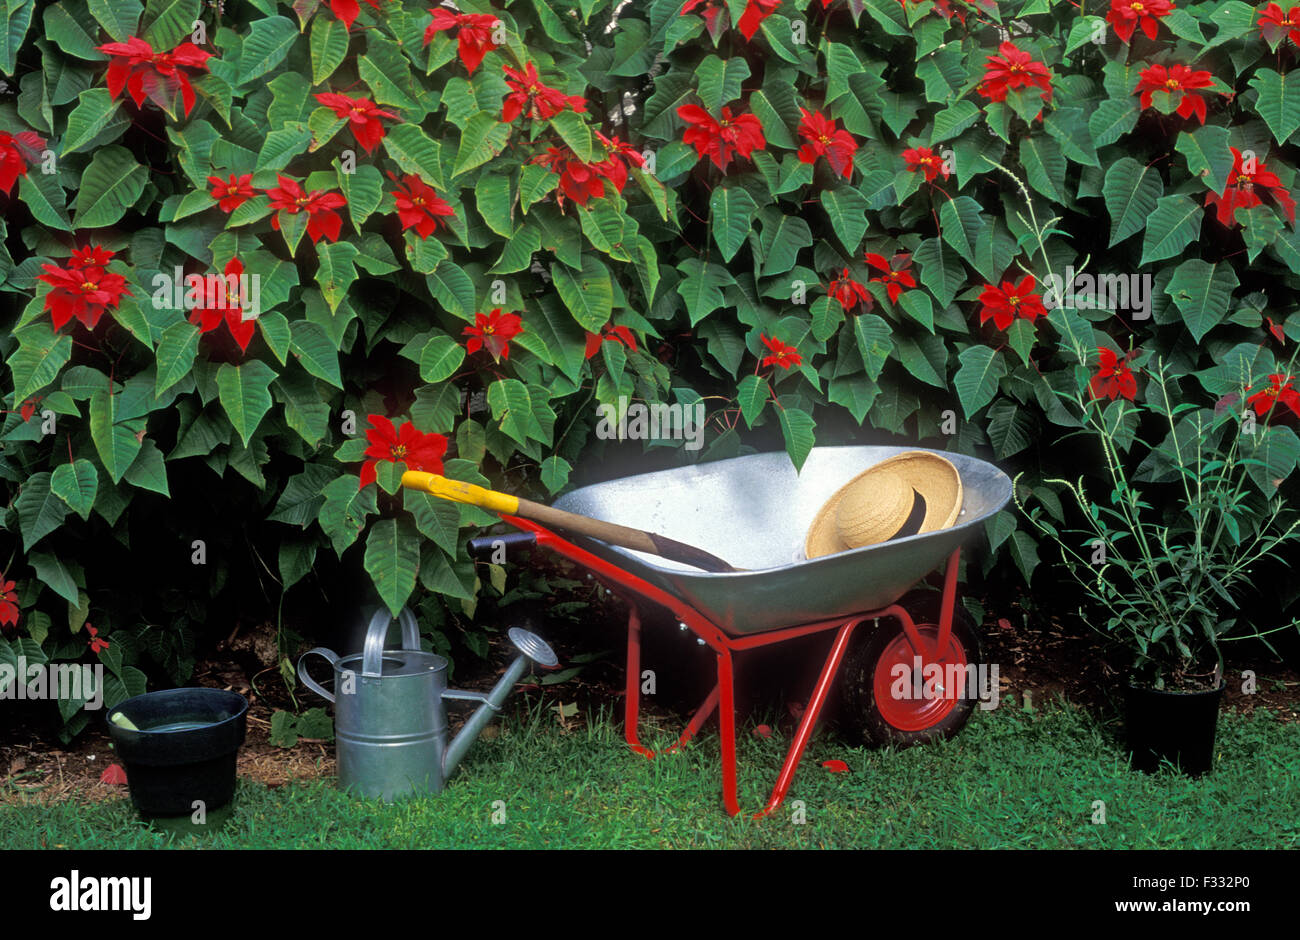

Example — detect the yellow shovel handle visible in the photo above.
[401,471,520,515]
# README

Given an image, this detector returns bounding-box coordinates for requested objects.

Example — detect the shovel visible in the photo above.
[401,471,739,573]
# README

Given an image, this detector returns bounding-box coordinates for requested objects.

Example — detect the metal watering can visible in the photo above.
[298,608,558,801]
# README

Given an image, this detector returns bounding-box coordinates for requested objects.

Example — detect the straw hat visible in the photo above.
[804,452,964,559]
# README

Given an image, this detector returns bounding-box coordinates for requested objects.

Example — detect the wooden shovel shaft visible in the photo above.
[402,471,738,573]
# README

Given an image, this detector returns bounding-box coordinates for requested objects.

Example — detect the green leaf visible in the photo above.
[475,172,514,237]
[124,439,170,496]
[154,321,200,397]
[15,473,67,551]
[954,346,1007,419]
[337,163,384,229]
[1102,157,1163,248]
[1248,69,1300,147]
[51,459,98,520]
[274,372,330,447]
[776,406,816,471]
[310,13,350,84]
[853,314,893,381]
[403,489,461,556]
[20,170,74,232]
[820,185,870,250]
[912,237,965,308]
[10,325,72,402]
[737,373,767,428]
[89,389,143,483]
[1089,98,1139,148]
[319,475,378,556]
[487,378,535,445]
[1175,125,1234,196]
[314,240,359,314]
[709,185,759,262]
[695,55,750,113]
[1019,136,1066,202]
[939,195,986,266]
[75,146,147,228]
[1164,259,1239,343]
[42,2,103,61]
[419,334,466,382]
[141,0,200,51]
[1140,195,1204,265]
[551,255,613,331]
[382,123,445,188]
[454,111,510,177]
[237,15,299,84]
[1,0,36,72]
[62,88,123,155]
[28,551,79,605]
[289,320,343,389]
[540,456,572,494]
[216,360,277,446]
[757,211,813,277]
[364,518,420,617]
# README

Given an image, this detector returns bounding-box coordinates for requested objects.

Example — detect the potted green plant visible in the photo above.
[1017,326,1300,775]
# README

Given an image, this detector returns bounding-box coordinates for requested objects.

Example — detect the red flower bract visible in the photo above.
[36,245,133,331]
[389,172,455,239]
[759,334,802,370]
[797,109,858,179]
[584,323,638,360]
[977,276,1046,331]
[502,62,587,122]
[592,130,646,194]
[1107,0,1174,44]
[1090,347,1138,401]
[188,257,256,353]
[327,0,382,30]
[677,104,766,171]
[533,146,610,207]
[265,175,349,243]
[865,252,917,304]
[0,574,19,632]
[903,146,949,182]
[1247,374,1300,417]
[979,42,1053,113]
[1259,3,1300,45]
[206,173,255,213]
[86,623,110,655]
[423,8,500,75]
[736,0,781,39]
[360,415,448,490]
[828,268,872,312]
[464,309,524,362]
[1205,147,1297,227]
[0,129,45,196]
[97,36,212,117]
[1133,64,1217,125]
[315,92,399,154]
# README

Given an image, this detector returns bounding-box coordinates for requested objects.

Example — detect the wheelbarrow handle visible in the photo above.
[468,532,537,558]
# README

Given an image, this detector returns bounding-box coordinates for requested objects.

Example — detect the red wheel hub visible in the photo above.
[872,625,970,732]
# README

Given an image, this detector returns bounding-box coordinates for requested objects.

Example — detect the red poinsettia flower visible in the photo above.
[977,276,1047,331]
[388,172,455,239]
[1090,347,1139,401]
[865,252,917,304]
[206,173,255,213]
[188,257,256,353]
[97,36,212,117]
[0,129,45,196]
[1205,148,1297,227]
[19,397,41,422]
[423,8,500,75]
[737,0,781,39]
[360,415,448,490]
[584,323,639,359]
[0,574,19,633]
[327,0,382,30]
[1260,3,1300,45]
[759,334,802,370]
[36,246,133,331]
[265,175,349,243]
[591,130,646,194]
[315,92,399,154]
[979,42,1053,113]
[797,109,858,179]
[1107,0,1174,43]
[1133,64,1217,124]
[533,146,608,207]
[86,623,110,655]
[677,104,766,171]
[464,309,524,361]
[903,146,949,182]
[828,268,873,312]
[1247,374,1300,417]
[501,62,587,122]
[682,0,728,35]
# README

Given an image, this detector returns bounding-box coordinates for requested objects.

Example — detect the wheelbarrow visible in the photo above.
[409,445,1012,818]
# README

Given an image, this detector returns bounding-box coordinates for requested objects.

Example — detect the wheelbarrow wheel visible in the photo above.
[838,592,983,747]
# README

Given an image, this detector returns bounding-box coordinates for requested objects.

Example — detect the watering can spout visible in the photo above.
[442,627,558,779]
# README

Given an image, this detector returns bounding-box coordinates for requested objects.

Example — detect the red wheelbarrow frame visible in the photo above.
[501,515,964,819]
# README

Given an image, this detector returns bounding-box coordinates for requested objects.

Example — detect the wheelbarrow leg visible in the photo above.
[717,645,740,816]
[754,618,860,819]
[623,606,653,757]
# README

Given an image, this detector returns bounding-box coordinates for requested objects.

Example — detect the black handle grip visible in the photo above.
[468,532,537,559]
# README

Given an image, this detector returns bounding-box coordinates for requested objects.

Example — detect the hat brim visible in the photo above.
[804,452,964,559]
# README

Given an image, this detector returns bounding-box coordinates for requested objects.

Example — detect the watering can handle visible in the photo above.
[297,648,339,703]
[361,607,421,678]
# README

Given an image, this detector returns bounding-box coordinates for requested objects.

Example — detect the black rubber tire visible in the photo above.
[838,591,983,747]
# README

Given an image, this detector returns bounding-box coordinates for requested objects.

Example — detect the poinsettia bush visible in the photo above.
[4,0,1300,735]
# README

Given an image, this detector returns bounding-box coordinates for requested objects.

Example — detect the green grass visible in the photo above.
[3,701,1297,849]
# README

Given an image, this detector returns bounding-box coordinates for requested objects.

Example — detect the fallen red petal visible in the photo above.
[821,759,850,774]
[100,763,128,785]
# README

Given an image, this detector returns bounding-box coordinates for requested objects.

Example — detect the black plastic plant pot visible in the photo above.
[106,688,248,818]
[1124,680,1226,777]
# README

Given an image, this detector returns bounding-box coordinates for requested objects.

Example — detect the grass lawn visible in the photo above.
[2,700,1297,849]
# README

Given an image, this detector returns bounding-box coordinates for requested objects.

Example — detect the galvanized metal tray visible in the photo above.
[552,446,1012,635]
